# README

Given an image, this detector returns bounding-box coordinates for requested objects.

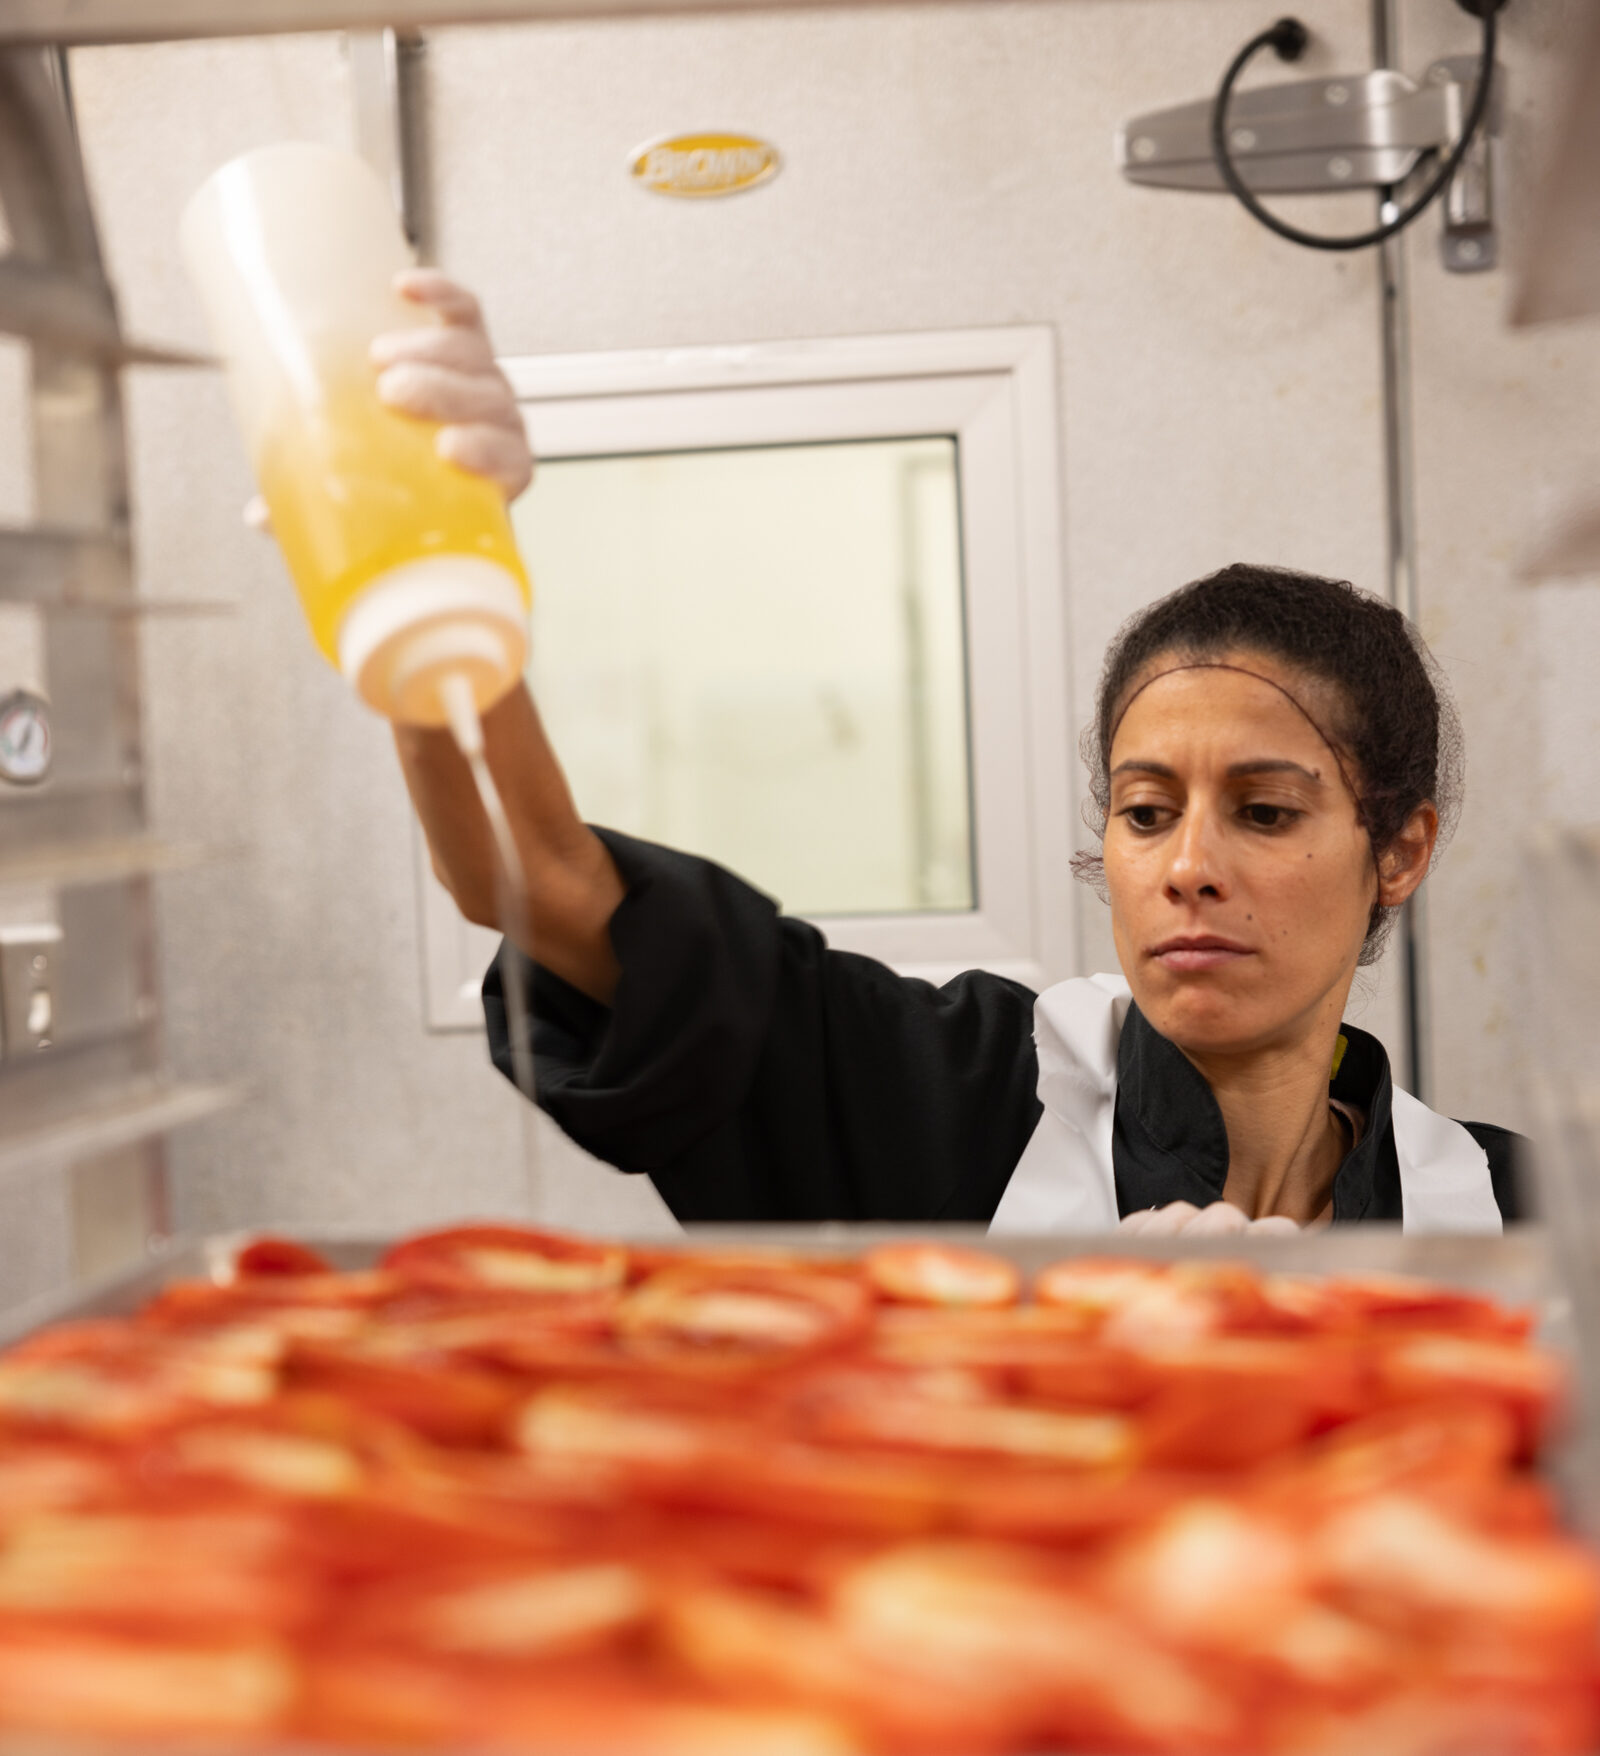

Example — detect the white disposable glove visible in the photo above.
[372,268,534,500]
[1117,1200,1300,1237]
[244,268,533,529]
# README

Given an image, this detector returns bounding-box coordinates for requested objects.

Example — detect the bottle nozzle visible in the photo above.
[336,557,528,725]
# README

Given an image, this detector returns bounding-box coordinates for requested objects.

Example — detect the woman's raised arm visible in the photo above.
[373,270,624,1004]
[394,685,624,1004]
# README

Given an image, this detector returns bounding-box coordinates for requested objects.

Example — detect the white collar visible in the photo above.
[989,975,1500,1236]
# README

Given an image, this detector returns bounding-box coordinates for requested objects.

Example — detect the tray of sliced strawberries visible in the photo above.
[0,1223,1593,1756]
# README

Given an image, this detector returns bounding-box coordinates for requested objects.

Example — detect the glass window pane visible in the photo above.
[513,436,974,917]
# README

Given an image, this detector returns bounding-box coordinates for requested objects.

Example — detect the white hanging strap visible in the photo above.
[1390,1084,1502,1234]
[989,974,1128,1235]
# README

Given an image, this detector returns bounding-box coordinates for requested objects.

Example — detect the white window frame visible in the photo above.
[418,326,1075,1029]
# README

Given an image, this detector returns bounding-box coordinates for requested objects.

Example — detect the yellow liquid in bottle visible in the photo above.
[255,369,529,662]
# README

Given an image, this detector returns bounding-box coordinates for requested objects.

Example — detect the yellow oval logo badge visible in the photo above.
[630,133,781,199]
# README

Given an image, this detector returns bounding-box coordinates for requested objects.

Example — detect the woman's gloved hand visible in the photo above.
[372,268,535,501]
[1117,1201,1300,1237]
[244,268,534,528]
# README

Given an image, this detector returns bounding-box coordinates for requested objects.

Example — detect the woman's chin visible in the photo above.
[1133,978,1290,1060]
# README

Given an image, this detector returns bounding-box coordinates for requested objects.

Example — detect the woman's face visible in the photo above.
[1104,653,1380,1058]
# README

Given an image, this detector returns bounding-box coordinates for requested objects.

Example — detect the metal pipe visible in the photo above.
[1373,0,1430,1102]
[3,0,993,51]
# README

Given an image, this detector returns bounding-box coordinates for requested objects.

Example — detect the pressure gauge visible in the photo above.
[0,690,51,786]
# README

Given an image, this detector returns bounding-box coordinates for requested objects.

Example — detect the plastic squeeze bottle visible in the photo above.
[182,143,541,1105]
[180,141,530,728]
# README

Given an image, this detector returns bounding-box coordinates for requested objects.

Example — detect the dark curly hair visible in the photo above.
[1076,563,1462,965]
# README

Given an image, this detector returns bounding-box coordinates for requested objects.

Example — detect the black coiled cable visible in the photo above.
[1209,8,1498,252]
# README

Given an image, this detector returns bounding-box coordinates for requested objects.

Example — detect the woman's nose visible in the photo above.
[1163,801,1227,902]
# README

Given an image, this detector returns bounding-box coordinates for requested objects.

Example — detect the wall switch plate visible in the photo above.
[0,923,62,1056]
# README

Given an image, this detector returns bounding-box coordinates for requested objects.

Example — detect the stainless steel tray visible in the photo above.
[3,1222,1586,1513]
[0,1222,1594,1756]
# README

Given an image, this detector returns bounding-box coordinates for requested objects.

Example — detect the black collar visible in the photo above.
[1111,1003,1400,1222]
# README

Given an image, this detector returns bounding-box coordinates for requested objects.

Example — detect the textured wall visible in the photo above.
[8,0,1582,1298]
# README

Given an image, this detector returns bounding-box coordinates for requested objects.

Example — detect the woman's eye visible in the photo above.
[1241,803,1299,829]
[1120,804,1169,832]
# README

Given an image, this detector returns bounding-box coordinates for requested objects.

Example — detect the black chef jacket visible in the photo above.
[483,828,1526,1226]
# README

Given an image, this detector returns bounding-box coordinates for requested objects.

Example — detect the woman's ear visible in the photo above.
[1376,802,1440,908]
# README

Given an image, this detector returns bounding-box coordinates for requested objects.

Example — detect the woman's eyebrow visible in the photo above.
[1109,758,1322,782]
[1108,758,1324,784]
[1224,759,1323,783]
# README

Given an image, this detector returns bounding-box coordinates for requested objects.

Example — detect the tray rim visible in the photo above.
[0,1220,1567,1351]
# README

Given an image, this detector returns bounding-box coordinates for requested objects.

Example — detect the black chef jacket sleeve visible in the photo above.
[482,827,1043,1224]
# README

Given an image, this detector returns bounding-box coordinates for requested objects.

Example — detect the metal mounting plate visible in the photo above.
[1118,66,1495,197]
[0,922,60,1057]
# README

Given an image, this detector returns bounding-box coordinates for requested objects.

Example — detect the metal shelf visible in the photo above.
[38,597,236,618]
[0,1077,243,1184]
[0,836,235,889]
[0,526,234,613]
[0,526,124,603]
[0,41,235,1309]
[0,259,211,366]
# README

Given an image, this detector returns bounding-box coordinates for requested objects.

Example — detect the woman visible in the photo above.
[382,276,1522,1236]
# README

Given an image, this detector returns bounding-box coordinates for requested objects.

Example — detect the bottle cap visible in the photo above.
[337,556,529,725]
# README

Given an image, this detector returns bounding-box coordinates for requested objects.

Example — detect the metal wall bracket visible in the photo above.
[1429,55,1495,272]
[346,28,428,251]
[1117,57,1503,271]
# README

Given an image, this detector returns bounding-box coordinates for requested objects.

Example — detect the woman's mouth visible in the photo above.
[1148,936,1255,972]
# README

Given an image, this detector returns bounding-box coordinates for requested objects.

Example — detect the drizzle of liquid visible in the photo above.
[440,678,541,1204]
